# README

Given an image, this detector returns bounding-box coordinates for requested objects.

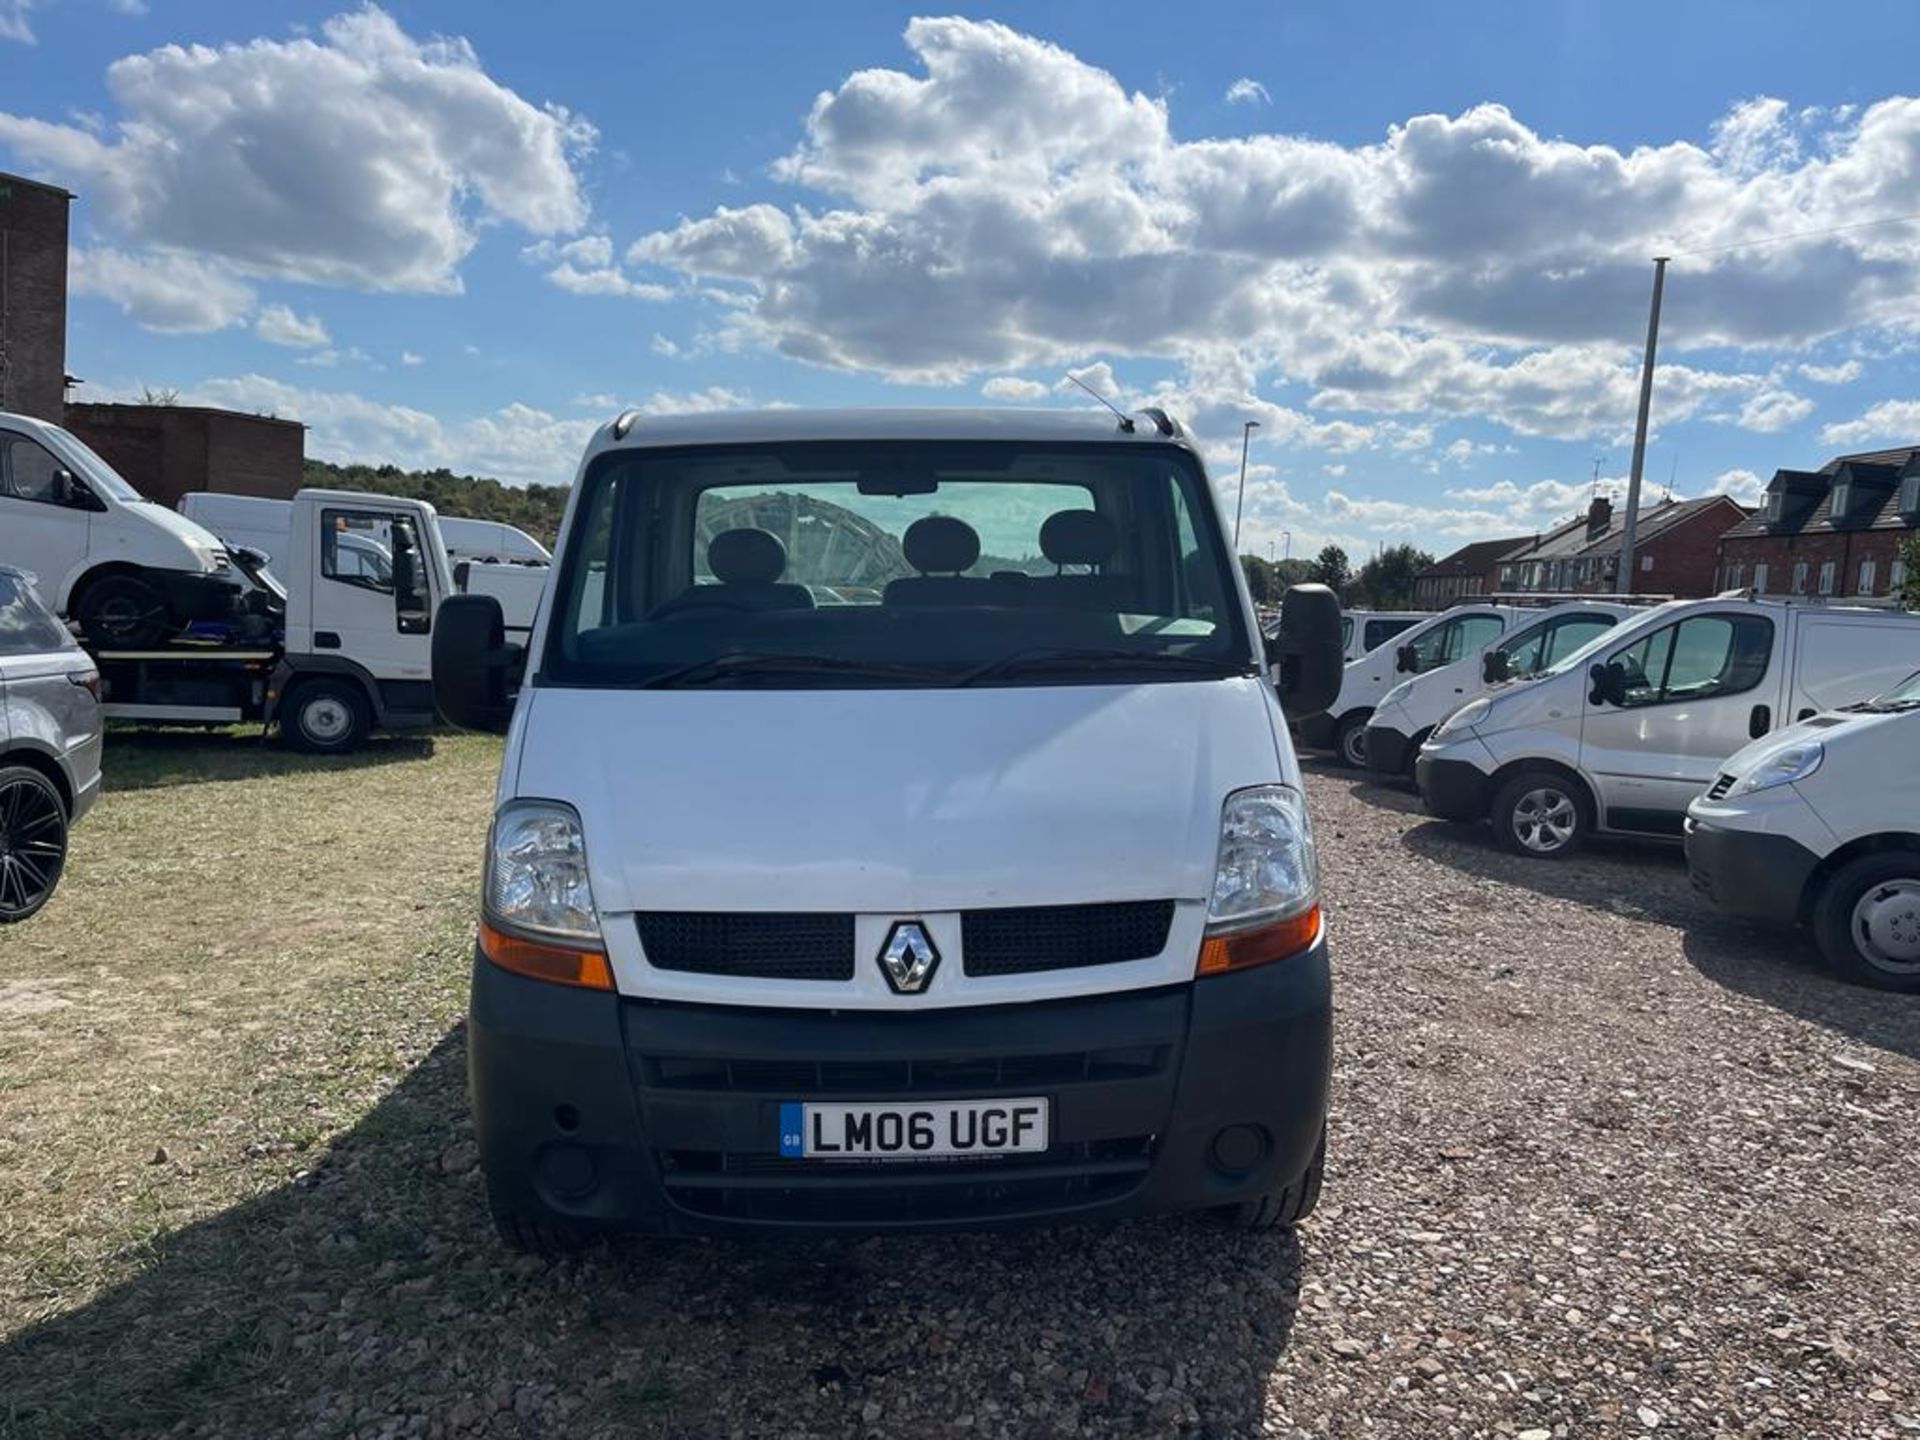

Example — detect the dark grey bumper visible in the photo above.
[1363,724,1416,777]
[1296,711,1337,751]
[468,938,1333,1237]
[1416,754,1490,823]
[1683,819,1820,925]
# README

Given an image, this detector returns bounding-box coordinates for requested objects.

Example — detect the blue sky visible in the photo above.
[7,0,1920,559]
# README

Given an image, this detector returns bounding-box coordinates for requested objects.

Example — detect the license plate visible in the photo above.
[779,1098,1050,1160]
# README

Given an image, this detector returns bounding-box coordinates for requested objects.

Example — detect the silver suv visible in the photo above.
[0,565,102,922]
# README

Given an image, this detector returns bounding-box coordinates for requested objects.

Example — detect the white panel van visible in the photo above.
[432,407,1346,1250]
[1418,597,1920,857]
[1686,667,1920,990]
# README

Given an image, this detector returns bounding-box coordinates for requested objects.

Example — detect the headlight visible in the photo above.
[486,800,601,941]
[1200,786,1320,974]
[1433,697,1491,739]
[1728,741,1824,797]
[1381,681,1413,707]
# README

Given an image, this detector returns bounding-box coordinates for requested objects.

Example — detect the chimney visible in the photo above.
[1586,495,1613,539]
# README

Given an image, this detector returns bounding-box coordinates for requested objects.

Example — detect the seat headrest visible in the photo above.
[708,528,788,584]
[1040,509,1118,568]
[903,515,980,575]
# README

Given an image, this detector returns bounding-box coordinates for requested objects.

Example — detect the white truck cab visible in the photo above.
[1417,595,1920,858]
[1297,602,1515,767]
[1362,600,1634,778]
[433,407,1345,1250]
[1685,668,1920,991]
[1339,609,1423,661]
[1,410,242,646]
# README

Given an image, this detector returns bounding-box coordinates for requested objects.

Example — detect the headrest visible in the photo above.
[903,515,980,575]
[1040,509,1118,568]
[708,528,787,584]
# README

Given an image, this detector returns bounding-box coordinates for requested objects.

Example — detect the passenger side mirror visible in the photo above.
[54,470,103,511]
[433,594,523,733]
[1394,642,1418,674]
[1482,649,1511,685]
[1265,583,1343,719]
[1588,660,1625,707]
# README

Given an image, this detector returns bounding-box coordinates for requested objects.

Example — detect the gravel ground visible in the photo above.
[3,751,1917,1438]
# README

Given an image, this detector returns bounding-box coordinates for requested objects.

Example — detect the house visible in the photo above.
[1412,535,1531,610]
[1497,494,1748,597]
[1714,446,1919,600]
[63,403,306,507]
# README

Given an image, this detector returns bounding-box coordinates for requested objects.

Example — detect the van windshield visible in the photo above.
[542,440,1253,687]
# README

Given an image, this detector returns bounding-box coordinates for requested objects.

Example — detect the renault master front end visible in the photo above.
[434,408,1344,1249]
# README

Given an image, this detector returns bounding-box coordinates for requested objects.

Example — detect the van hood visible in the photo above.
[512,678,1291,915]
[117,503,228,571]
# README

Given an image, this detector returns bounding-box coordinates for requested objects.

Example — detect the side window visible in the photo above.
[1540,615,1615,668]
[321,511,397,593]
[1168,475,1220,621]
[3,437,66,504]
[1610,614,1774,708]
[1365,617,1416,650]
[0,571,72,653]
[1446,614,1504,663]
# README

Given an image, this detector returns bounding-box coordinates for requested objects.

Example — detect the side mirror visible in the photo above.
[1482,649,1511,685]
[1588,660,1625,707]
[453,559,472,592]
[55,470,102,511]
[433,594,523,733]
[1265,582,1343,720]
[1394,642,1418,674]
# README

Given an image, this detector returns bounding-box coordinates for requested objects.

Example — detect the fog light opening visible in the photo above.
[1209,1123,1270,1177]
[553,1104,581,1134]
[535,1142,598,1200]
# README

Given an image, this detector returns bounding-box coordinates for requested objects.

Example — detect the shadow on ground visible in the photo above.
[103,729,438,792]
[0,1027,1303,1439]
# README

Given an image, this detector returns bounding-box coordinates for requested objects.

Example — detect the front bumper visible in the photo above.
[1363,724,1416,777]
[1416,753,1492,822]
[1296,711,1338,751]
[1683,817,1821,925]
[156,569,242,623]
[468,938,1333,1236]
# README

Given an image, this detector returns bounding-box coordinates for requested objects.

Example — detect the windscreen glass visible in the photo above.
[543,441,1252,687]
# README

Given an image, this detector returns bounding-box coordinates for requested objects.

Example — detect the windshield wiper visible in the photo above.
[637,650,946,689]
[951,646,1249,687]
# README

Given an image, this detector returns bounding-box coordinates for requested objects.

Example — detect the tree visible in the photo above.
[1239,554,1277,604]
[1898,534,1920,611]
[1310,545,1351,594]
[1352,543,1434,609]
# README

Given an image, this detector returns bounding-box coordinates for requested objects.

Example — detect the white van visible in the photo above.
[1,411,242,646]
[1362,600,1633,778]
[1296,602,1514,767]
[1340,609,1424,662]
[1417,597,1920,857]
[432,407,1345,1250]
[1685,668,1920,990]
[436,515,551,567]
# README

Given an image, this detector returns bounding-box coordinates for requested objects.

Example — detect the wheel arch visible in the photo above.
[61,560,149,616]
[1487,756,1597,815]
[271,655,385,726]
[0,746,74,817]
[1798,832,1920,923]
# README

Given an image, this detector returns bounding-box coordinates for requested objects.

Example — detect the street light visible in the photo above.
[1281,529,1291,561]
[1233,420,1260,548]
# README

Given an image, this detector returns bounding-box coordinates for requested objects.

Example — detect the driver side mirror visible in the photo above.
[1394,642,1418,675]
[433,594,524,733]
[54,470,103,511]
[1482,649,1511,685]
[1265,583,1343,719]
[1588,660,1625,707]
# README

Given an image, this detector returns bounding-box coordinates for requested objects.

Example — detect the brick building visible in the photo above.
[1497,494,1748,597]
[1412,535,1530,609]
[0,171,73,423]
[63,403,306,507]
[1715,447,1920,599]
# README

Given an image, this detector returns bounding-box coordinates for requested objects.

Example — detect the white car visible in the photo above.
[1362,601,1632,778]
[432,406,1346,1251]
[1418,597,1920,857]
[1,411,242,646]
[1686,668,1920,992]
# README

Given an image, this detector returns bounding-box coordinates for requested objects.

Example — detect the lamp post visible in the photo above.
[1233,420,1260,548]
[1281,529,1291,561]
[1618,256,1670,593]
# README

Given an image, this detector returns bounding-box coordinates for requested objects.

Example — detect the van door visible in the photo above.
[307,506,435,686]
[0,431,92,610]
[1788,617,1920,719]
[1579,609,1779,832]
[1400,610,1506,676]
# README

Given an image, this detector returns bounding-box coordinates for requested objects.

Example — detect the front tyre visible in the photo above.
[1490,770,1590,858]
[74,573,172,648]
[1812,853,1920,992]
[0,766,70,923]
[1333,713,1372,769]
[1217,1127,1325,1232]
[281,678,370,755]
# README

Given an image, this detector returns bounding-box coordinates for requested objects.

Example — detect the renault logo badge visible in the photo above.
[878,920,940,994]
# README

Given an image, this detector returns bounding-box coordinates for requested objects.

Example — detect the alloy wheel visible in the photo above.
[1510,786,1578,854]
[0,776,67,920]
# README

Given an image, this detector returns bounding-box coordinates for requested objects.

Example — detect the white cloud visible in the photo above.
[1059,362,1121,399]
[254,304,331,348]
[650,334,683,358]
[0,0,32,44]
[1704,467,1766,505]
[1798,359,1861,385]
[526,234,673,300]
[981,376,1049,401]
[1734,385,1814,433]
[0,7,594,292]
[400,350,424,367]
[615,19,1920,442]
[1225,78,1270,107]
[1820,397,1920,448]
[69,246,254,331]
[639,387,752,414]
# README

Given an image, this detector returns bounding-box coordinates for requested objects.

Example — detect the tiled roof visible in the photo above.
[1720,446,1919,539]
[1416,536,1533,579]
[1503,496,1745,563]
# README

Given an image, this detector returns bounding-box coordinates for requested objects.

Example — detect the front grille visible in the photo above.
[1706,773,1736,801]
[962,900,1176,976]
[656,1136,1154,1224]
[643,1043,1170,1095]
[636,911,854,981]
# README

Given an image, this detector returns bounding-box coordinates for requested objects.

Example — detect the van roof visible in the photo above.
[589,407,1194,452]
